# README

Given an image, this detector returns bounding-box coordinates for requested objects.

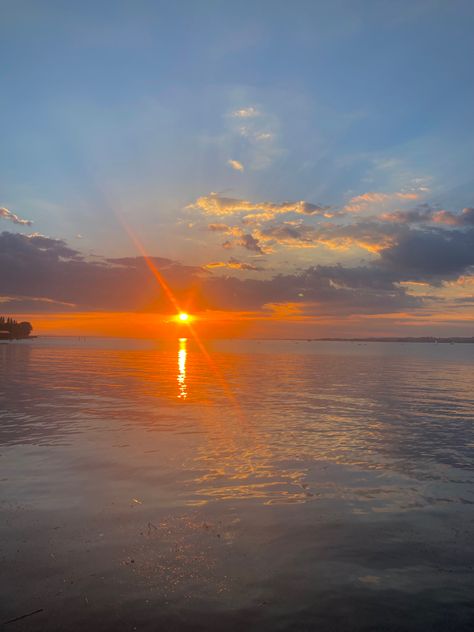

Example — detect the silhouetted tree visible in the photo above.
[0,316,33,339]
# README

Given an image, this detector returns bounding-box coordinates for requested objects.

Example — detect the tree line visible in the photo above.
[0,317,33,339]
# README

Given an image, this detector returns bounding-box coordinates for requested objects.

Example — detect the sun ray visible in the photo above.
[117,217,249,435]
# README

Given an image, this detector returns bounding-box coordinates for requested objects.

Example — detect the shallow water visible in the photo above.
[1,338,473,630]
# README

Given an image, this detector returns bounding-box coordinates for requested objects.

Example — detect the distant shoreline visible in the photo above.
[11,335,474,344]
[293,337,474,344]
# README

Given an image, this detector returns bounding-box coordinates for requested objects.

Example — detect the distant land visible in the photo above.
[0,316,33,340]
[279,337,474,344]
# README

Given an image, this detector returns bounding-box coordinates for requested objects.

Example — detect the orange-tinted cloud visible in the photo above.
[0,206,33,226]
[188,193,331,218]
[344,191,420,213]
[227,159,244,172]
[203,258,264,271]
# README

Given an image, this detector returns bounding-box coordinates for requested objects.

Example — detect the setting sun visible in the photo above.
[178,312,189,322]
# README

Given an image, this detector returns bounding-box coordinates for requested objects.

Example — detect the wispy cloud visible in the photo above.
[228,104,282,169]
[344,191,420,213]
[204,258,264,271]
[231,106,260,118]
[227,159,244,172]
[0,207,33,226]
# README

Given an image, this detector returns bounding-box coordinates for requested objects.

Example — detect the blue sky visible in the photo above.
[1,1,474,334]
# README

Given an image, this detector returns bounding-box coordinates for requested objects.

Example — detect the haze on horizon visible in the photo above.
[1,0,474,338]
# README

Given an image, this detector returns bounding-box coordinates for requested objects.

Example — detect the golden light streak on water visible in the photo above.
[177,337,187,399]
[118,218,241,406]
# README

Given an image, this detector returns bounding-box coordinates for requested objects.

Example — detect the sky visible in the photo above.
[1,0,474,337]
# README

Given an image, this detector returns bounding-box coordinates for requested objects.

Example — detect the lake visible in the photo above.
[1,337,473,630]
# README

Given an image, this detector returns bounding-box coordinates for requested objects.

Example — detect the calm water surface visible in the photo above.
[1,338,473,630]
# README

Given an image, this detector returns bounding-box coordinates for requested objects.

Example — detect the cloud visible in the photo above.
[208,222,234,232]
[254,132,273,141]
[227,105,282,169]
[381,204,435,224]
[231,107,260,118]
[382,205,474,227]
[0,207,33,226]
[237,232,267,254]
[378,227,474,282]
[257,222,317,248]
[202,265,421,315]
[1,225,473,322]
[188,193,331,219]
[0,231,204,312]
[227,159,244,172]
[256,220,399,254]
[432,207,474,226]
[203,258,264,271]
[344,191,420,213]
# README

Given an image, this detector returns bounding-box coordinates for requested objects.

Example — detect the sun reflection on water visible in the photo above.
[177,337,187,399]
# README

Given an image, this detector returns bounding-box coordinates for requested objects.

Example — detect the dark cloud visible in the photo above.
[237,233,265,254]
[1,224,473,317]
[382,204,435,224]
[381,205,474,227]
[0,231,203,313]
[202,265,419,314]
[378,227,474,282]
[433,207,474,227]
[208,223,232,232]
[259,222,316,245]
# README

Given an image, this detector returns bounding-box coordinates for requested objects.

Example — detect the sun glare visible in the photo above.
[178,312,189,322]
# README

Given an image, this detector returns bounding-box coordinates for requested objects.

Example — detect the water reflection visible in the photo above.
[1,339,474,629]
[177,337,187,399]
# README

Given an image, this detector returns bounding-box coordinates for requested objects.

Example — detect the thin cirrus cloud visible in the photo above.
[0,207,33,226]
[227,159,244,172]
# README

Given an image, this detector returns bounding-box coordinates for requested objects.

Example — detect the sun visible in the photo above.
[178,312,189,322]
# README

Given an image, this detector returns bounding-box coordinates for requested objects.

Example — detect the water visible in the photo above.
[1,337,473,630]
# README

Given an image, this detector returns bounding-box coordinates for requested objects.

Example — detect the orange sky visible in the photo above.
[13,305,473,339]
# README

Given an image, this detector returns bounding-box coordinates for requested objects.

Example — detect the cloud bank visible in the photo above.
[1,225,473,320]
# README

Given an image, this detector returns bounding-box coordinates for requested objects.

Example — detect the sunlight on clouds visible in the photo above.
[0,207,33,226]
[203,258,263,271]
[227,159,244,172]
[344,191,421,213]
[227,104,282,169]
[188,193,331,218]
[231,106,260,118]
